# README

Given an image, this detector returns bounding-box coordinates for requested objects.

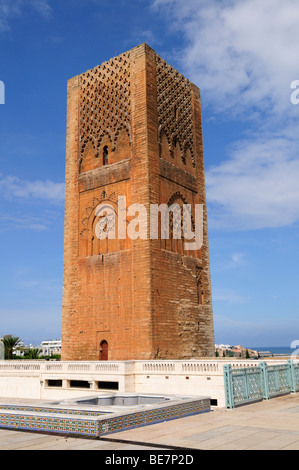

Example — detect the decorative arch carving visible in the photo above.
[79,191,130,257]
[161,192,196,254]
[156,55,196,171]
[79,51,132,169]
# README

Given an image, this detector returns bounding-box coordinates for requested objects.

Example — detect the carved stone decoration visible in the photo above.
[156,55,195,168]
[168,192,196,235]
[161,191,196,253]
[80,191,118,239]
[79,52,131,160]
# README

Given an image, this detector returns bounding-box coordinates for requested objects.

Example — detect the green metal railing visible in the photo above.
[224,360,299,408]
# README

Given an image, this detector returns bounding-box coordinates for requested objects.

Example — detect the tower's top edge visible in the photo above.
[68,43,154,81]
[68,43,199,91]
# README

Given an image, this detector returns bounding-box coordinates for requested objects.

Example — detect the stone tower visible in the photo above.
[61,44,215,361]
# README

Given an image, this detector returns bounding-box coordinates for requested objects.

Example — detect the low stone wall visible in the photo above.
[0,359,284,408]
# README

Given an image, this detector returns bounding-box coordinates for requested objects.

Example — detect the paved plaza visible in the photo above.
[0,393,299,450]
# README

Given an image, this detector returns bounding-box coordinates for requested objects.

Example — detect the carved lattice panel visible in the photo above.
[294,364,299,391]
[267,364,291,396]
[79,52,131,159]
[156,55,195,168]
[231,367,263,405]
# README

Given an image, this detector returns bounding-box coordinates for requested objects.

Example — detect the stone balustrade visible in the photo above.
[0,358,291,408]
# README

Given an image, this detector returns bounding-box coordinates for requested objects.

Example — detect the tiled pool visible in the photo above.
[0,393,211,438]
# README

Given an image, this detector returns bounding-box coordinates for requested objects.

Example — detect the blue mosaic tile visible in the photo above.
[0,396,210,438]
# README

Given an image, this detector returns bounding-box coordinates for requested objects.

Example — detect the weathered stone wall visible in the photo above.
[61,43,214,361]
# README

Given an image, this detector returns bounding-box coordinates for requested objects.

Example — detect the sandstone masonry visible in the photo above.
[61,44,215,361]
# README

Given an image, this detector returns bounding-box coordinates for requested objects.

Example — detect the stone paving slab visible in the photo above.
[1,393,299,450]
[105,393,299,450]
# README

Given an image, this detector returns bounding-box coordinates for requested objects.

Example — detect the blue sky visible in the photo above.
[0,0,298,348]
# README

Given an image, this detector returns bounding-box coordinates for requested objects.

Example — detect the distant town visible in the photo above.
[215,344,273,359]
[0,336,277,360]
[0,336,61,359]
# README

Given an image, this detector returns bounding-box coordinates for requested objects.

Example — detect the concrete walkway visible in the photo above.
[1,394,299,450]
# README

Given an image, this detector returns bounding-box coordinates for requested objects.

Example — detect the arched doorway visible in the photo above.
[103,145,109,166]
[99,340,108,361]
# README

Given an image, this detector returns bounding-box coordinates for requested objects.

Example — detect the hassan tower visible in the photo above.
[61,44,215,361]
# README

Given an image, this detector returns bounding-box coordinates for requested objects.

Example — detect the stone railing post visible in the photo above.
[288,359,296,393]
[260,361,269,400]
[223,364,234,408]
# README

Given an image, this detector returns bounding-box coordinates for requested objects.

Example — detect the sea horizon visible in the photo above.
[249,346,295,356]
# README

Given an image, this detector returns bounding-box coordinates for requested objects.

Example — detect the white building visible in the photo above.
[40,340,61,357]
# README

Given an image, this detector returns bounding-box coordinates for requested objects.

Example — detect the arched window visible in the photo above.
[171,136,181,161]
[100,340,108,361]
[103,146,109,166]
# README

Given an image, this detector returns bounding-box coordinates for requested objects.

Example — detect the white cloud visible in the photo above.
[153,0,299,117]
[206,135,299,229]
[153,0,299,230]
[29,0,52,19]
[0,213,51,231]
[0,0,52,32]
[0,174,64,231]
[230,253,246,267]
[0,174,64,203]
